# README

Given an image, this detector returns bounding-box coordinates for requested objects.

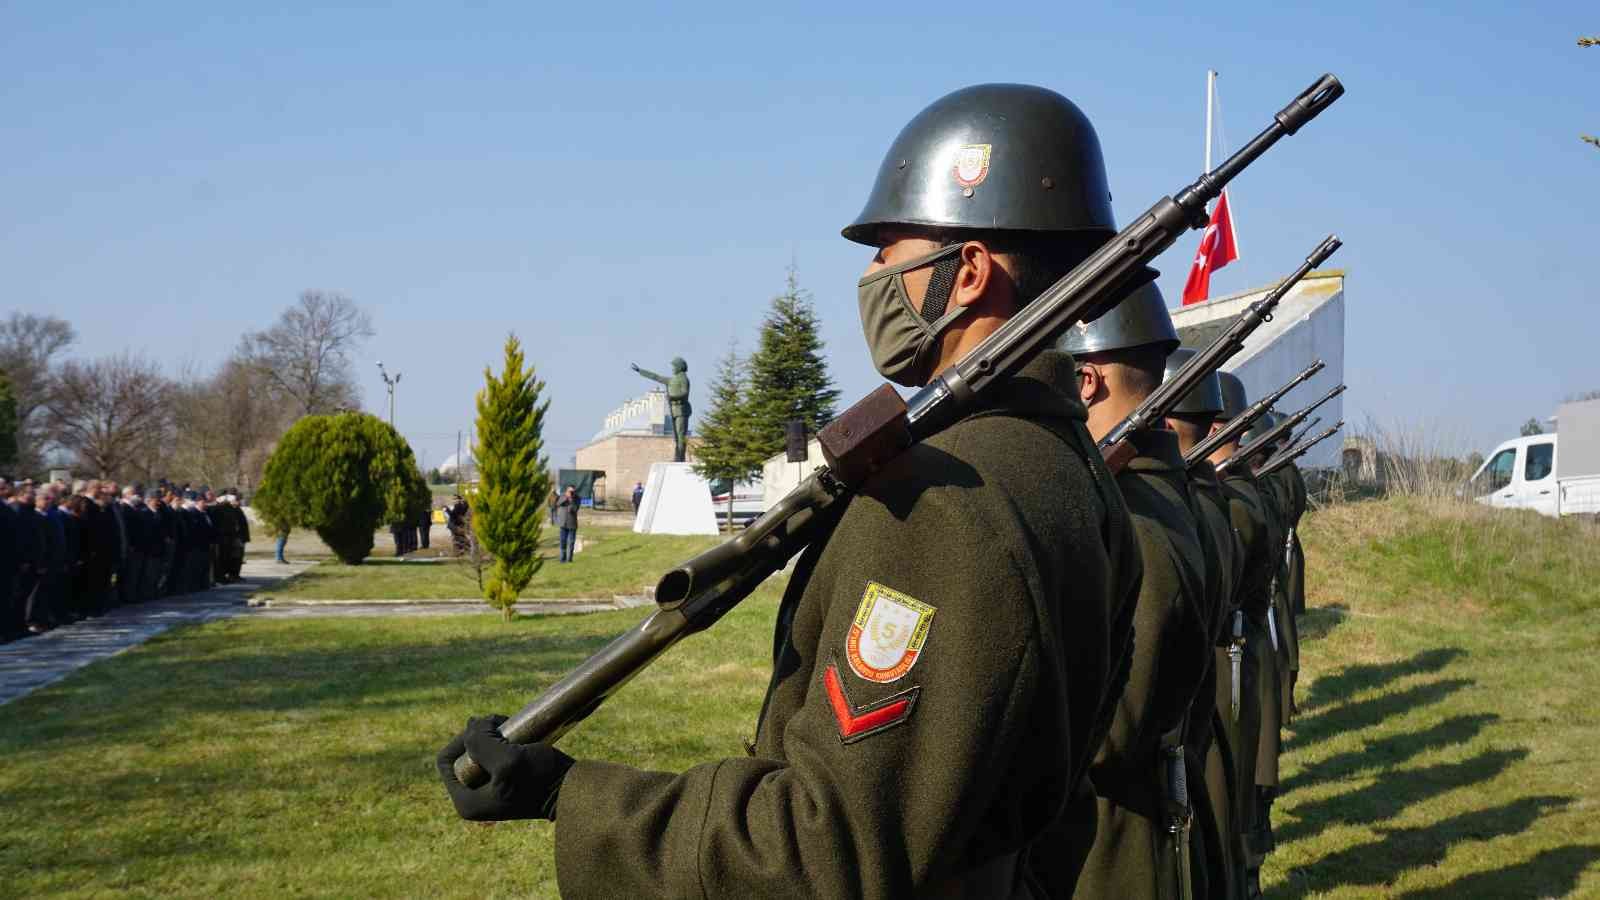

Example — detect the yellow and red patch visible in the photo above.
[845,581,936,684]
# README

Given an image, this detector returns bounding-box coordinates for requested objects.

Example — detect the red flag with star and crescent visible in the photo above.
[1181,189,1239,305]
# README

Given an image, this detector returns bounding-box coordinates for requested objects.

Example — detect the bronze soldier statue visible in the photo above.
[632,358,691,462]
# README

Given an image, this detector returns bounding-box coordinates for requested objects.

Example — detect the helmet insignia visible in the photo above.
[952,143,992,188]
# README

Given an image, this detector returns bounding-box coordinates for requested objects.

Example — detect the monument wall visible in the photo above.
[575,434,698,506]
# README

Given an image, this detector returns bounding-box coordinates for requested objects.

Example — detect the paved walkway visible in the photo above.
[0,561,650,707]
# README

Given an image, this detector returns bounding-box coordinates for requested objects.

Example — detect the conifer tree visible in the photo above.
[0,373,17,470]
[693,345,766,530]
[471,334,552,620]
[746,265,839,460]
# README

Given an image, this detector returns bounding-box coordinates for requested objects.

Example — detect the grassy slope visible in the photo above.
[1268,497,1600,898]
[1,497,1596,897]
[257,528,723,600]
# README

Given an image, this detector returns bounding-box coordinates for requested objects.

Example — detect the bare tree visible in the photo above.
[241,291,374,416]
[171,354,293,491]
[46,353,173,478]
[0,312,77,472]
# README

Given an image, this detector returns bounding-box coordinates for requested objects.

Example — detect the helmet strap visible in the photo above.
[918,252,963,325]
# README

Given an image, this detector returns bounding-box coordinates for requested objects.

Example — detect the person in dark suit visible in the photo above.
[8,484,43,637]
[94,481,125,611]
[0,480,18,641]
[118,486,147,606]
[417,504,431,551]
[60,493,88,621]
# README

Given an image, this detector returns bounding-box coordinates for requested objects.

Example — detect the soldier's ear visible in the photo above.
[950,241,996,309]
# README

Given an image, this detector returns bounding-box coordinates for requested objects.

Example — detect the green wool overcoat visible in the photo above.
[1188,460,1246,900]
[1219,471,1271,842]
[1067,429,1209,900]
[552,352,1142,900]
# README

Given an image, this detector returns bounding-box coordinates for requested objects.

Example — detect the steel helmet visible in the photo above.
[843,84,1115,247]
[1244,411,1282,446]
[1162,348,1224,416]
[1217,372,1248,421]
[1055,281,1179,357]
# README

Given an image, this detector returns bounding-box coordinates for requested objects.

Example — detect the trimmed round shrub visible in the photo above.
[254,412,428,564]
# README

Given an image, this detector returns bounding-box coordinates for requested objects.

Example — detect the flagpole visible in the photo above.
[1205,69,1216,173]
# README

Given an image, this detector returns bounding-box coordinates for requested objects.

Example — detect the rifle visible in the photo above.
[1097,235,1341,471]
[1184,360,1326,467]
[1259,421,1345,477]
[451,73,1345,787]
[1283,416,1322,453]
[1215,384,1346,477]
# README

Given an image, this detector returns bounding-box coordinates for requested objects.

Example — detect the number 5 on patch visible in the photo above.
[845,581,936,684]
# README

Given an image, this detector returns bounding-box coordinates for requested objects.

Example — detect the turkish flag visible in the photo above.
[1181,189,1239,305]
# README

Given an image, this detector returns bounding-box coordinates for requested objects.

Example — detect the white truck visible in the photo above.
[1467,398,1600,519]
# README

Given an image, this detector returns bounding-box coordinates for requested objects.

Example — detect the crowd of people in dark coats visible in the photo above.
[0,477,252,643]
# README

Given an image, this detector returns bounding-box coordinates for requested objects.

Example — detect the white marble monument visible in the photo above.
[633,462,719,536]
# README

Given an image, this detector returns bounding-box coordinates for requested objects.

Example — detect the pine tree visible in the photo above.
[746,265,840,461]
[693,345,767,531]
[471,334,552,620]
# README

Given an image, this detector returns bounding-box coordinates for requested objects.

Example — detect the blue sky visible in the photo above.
[4,2,1595,469]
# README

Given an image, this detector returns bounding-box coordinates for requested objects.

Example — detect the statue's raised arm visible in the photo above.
[631,363,670,386]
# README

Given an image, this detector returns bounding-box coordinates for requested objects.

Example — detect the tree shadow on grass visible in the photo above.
[1298,647,1466,714]
[1276,747,1529,847]
[1282,713,1498,794]
[1277,795,1570,899]
[1289,677,1473,753]
[1394,844,1600,899]
[1295,602,1351,643]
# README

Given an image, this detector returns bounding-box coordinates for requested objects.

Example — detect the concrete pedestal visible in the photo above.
[633,462,719,536]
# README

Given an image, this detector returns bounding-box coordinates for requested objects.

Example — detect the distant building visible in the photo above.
[438,450,477,480]
[1171,269,1347,469]
[576,389,696,506]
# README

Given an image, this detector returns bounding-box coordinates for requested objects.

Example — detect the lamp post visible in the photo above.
[377,361,402,427]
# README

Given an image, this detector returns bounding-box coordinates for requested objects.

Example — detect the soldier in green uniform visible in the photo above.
[438,83,1143,899]
[1164,349,1246,900]
[1207,381,1281,899]
[1265,453,1310,710]
[1051,284,1209,900]
[1252,422,1300,727]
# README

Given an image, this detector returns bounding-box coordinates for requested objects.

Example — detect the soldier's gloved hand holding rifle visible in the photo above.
[437,716,575,821]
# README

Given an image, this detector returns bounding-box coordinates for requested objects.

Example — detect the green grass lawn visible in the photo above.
[1,496,1597,897]
[257,528,723,600]
[1267,497,1600,898]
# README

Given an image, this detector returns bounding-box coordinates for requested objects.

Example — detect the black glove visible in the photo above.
[436,715,575,822]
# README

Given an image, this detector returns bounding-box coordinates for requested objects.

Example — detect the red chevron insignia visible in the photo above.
[823,664,919,744]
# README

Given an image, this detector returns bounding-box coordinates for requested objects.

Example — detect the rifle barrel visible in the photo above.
[1185,359,1325,466]
[1216,384,1346,476]
[1099,234,1340,453]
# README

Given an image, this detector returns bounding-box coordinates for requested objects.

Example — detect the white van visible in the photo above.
[1467,399,1600,520]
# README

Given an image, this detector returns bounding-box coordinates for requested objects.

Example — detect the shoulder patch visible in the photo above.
[824,663,919,744]
[846,581,936,683]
